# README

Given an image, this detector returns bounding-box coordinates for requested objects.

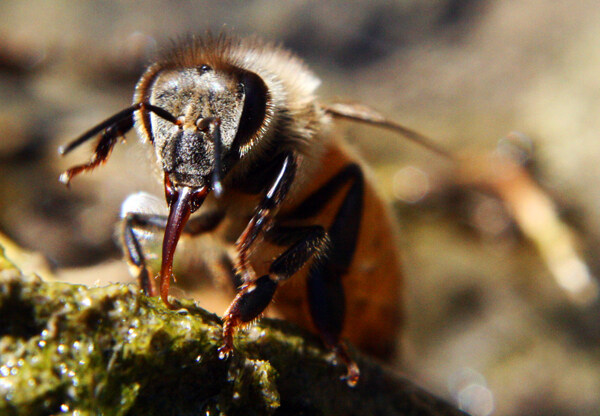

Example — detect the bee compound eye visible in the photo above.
[233,71,268,145]
[237,81,245,100]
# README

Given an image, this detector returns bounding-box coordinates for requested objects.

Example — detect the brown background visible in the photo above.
[1,1,600,415]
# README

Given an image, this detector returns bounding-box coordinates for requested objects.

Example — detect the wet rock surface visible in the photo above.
[0,245,466,416]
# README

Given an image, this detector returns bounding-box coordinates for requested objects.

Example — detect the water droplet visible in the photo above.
[458,384,494,416]
[0,378,14,395]
[59,363,68,375]
[393,166,430,203]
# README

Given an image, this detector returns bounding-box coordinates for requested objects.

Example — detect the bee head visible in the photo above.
[142,64,268,195]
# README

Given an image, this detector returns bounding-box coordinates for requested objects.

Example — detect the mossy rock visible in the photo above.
[0,245,466,416]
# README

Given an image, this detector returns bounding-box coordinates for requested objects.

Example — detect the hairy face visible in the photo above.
[149,66,245,188]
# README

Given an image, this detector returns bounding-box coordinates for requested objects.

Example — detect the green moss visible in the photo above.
[0,269,288,415]
[0,272,225,415]
[0,244,466,416]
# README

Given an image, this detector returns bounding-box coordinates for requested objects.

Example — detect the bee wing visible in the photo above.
[322,102,454,161]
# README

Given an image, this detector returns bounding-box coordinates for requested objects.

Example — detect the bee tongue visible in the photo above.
[159,185,207,308]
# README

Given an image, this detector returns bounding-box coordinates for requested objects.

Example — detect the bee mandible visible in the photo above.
[60,34,451,385]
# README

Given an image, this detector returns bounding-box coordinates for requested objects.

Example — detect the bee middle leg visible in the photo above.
[121,201,225,296]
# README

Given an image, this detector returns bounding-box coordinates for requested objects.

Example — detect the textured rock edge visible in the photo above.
[0,244,467,415]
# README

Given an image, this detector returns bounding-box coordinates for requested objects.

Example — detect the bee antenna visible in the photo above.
[59,103,181,156]
[198,117,224,197]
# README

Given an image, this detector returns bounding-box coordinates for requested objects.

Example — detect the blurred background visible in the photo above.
[1,1,600,414]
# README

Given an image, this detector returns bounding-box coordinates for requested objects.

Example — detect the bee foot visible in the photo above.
[341,361,360,387]
[217,344,232,360]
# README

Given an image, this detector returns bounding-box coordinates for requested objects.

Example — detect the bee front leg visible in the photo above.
[219,225,328,358]
[220,152,298,355]
[233,152,297,281]
[120,192,225,296]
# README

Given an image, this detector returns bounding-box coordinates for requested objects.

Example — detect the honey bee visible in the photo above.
[59,34,450,386]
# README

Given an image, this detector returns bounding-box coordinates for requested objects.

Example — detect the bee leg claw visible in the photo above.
[218,316,236,359]
[217,344,232,360]
[341,361,360,387]
[332,343,360,387]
